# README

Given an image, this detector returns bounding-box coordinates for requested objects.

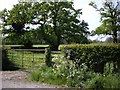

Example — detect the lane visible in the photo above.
[0,71,2,89]
[2,71,58,88]
[2,79,56,88]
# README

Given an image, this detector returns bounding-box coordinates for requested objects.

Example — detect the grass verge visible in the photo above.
[29,62,120,88]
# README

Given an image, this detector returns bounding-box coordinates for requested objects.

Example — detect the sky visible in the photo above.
[0,0,105,41]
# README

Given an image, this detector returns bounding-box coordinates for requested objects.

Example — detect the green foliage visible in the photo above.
[60,44,120,73]
[30,64,67,86]
[1,2,89,50]
[1,3,33,33]
[30,70,41,81]
[1,7,34,47]
[85,73,120,89]
[30,61,120,88]
[1,3,34,47]
[33,2,89,50]
[30,63,82,87]
[89,1,120,43]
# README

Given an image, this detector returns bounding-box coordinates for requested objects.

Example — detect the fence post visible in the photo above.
[12,50,14,61]
[45,48,52,67]
[21,51,24,69]
[32,52,34,69]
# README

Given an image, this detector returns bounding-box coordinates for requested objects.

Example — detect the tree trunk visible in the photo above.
[50,36,60,51]
[113,31,117,43]
[92,62,105,73]
[117,60,120,72]
[50,44,59,51]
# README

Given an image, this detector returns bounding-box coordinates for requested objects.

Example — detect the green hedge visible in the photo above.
[60,44,120,73]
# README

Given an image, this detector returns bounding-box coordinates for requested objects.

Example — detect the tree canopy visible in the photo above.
[1,3,34,47]
[1,2,90,50]
[89,0,120,43]
[31,2,89,50]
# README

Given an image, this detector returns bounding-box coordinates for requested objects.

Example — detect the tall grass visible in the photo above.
[30,61,120,88]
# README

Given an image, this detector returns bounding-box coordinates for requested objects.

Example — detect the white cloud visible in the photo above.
[74,0,101,31]
[0,0,18,11]
[73,0,103,40]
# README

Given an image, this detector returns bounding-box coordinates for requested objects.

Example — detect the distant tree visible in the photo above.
[105,32,120,43]
[1,3,33,47]
[105,37,113,43]
[118,32,120,42]
[89,0,120,43]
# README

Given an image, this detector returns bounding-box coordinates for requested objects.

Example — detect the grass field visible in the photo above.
[7,49,64,70]
[33,45,49,47]
[4,44,49,47]
[8,50,44,70]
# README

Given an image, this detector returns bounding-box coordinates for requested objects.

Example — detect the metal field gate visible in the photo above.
[7,49,64,71]
[7,49,45,71]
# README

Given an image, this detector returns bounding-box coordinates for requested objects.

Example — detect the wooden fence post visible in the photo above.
[45,48,52,67]
[21,51,24,69]
[33,52,34,63]
[32,52,34,69]
[12,50,14,61]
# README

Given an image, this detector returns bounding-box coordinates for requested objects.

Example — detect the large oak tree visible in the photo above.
[1,2,89,50]
[31,2,89,50]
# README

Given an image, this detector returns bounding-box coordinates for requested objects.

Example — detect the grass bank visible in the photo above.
[30,62,120,88]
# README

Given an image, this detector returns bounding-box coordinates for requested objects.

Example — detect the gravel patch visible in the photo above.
[1,71,59,88]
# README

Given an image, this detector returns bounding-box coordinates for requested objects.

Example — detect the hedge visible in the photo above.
[60,44,120,73]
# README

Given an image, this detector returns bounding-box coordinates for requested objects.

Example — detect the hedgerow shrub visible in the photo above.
[60,44,120,73]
